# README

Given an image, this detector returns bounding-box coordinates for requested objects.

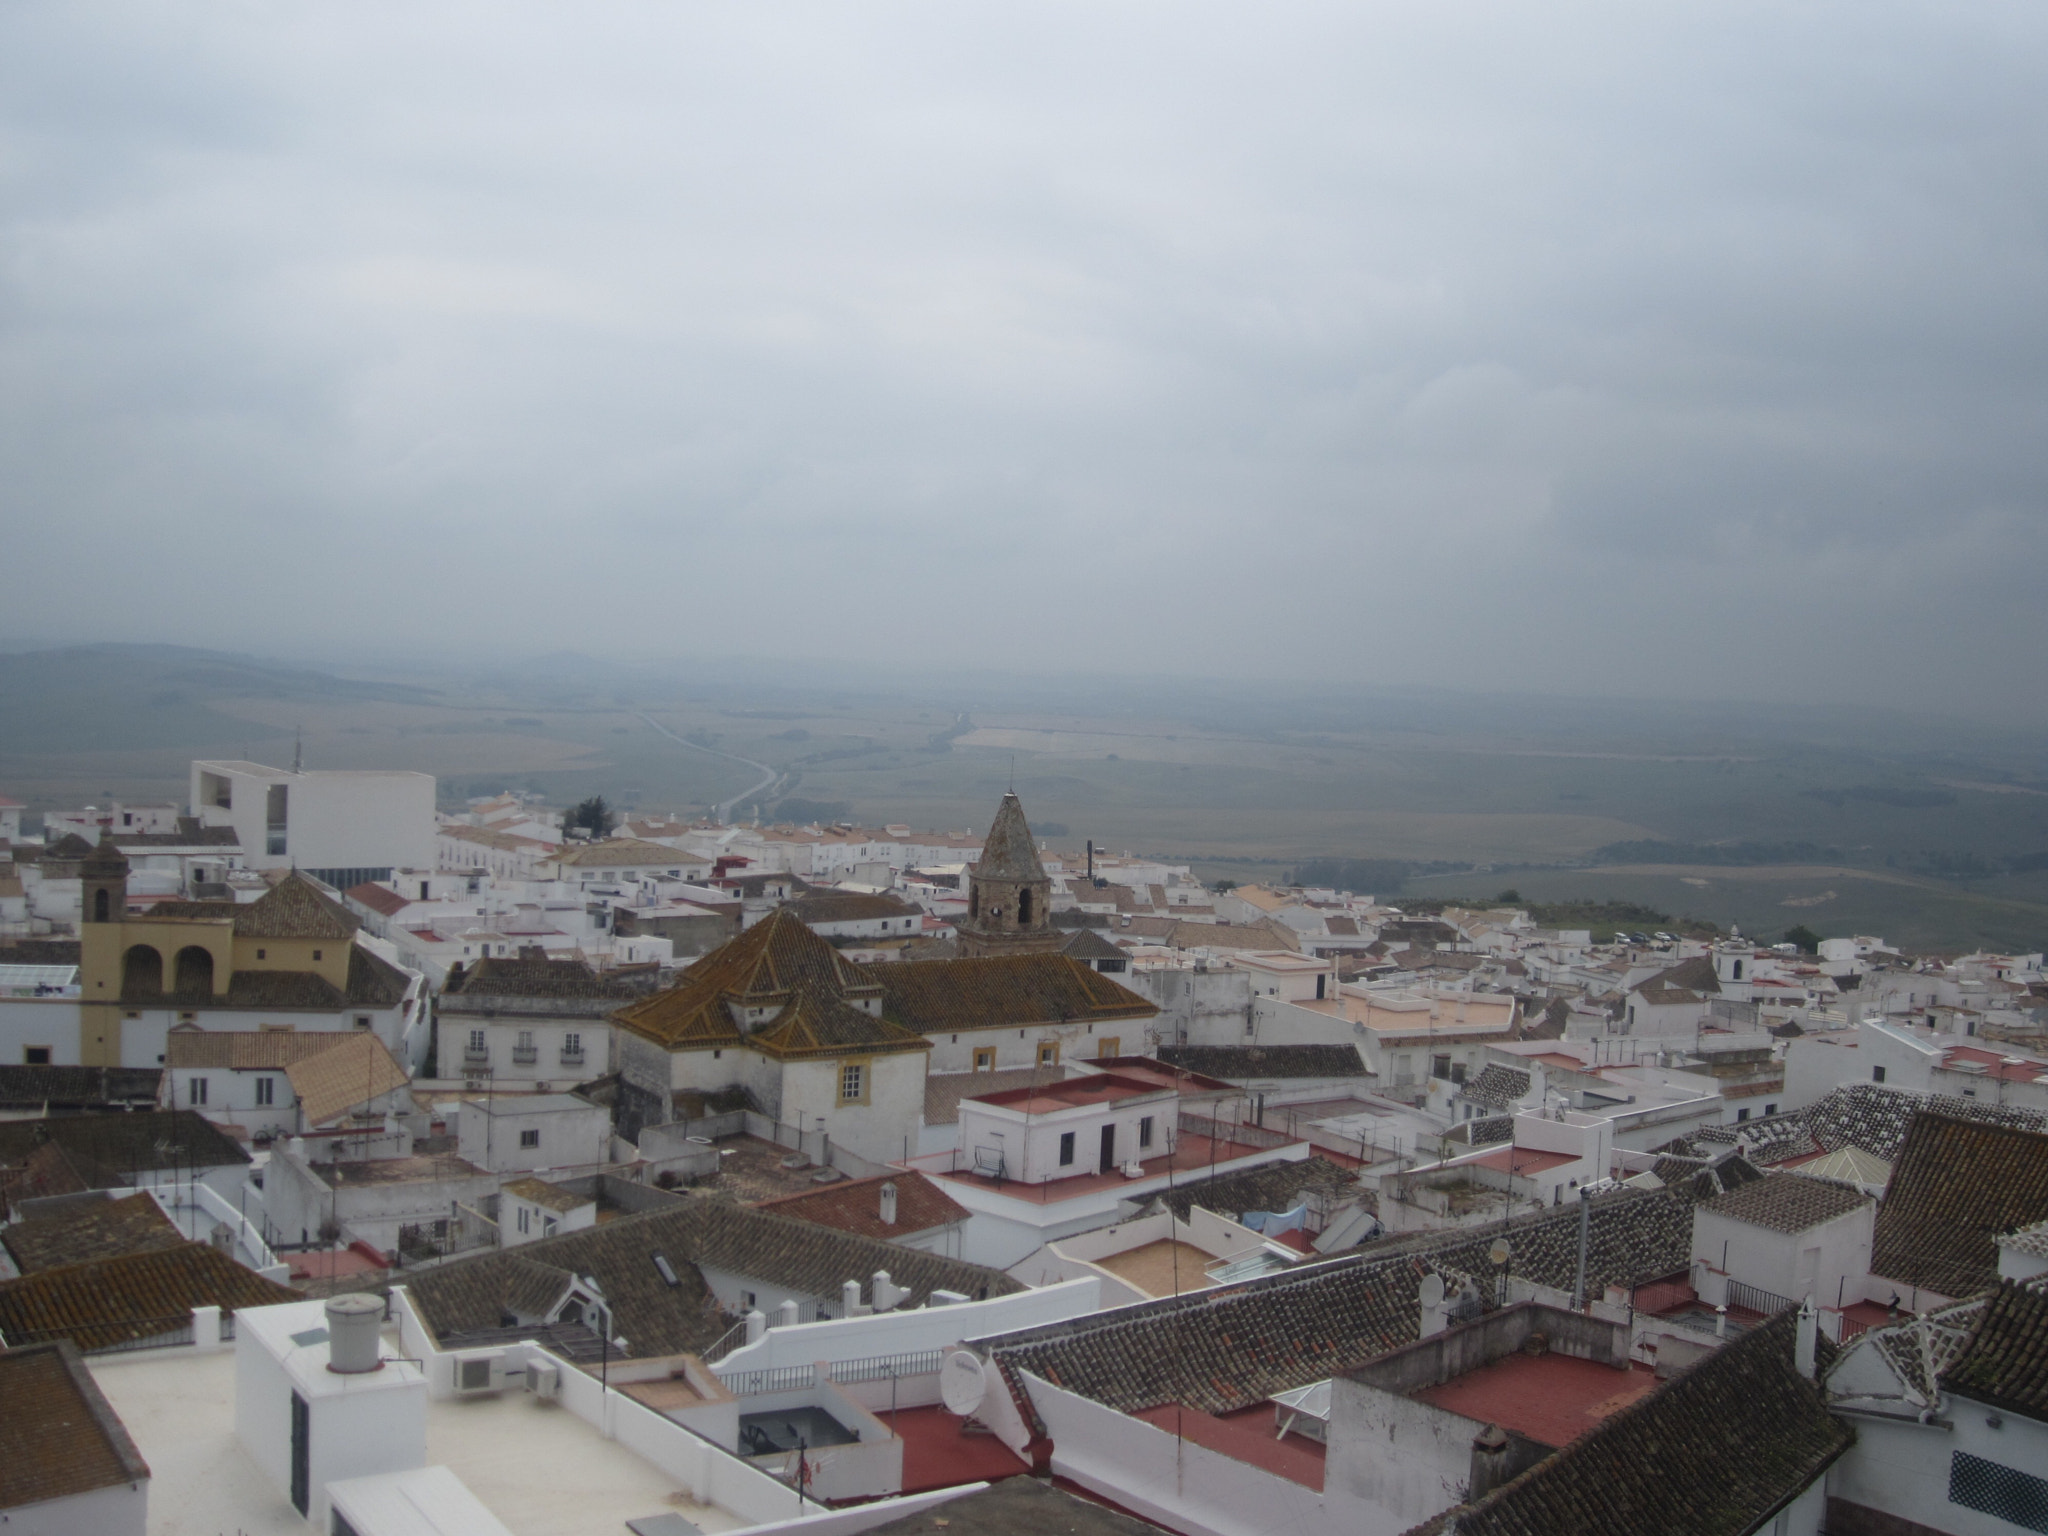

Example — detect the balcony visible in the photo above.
[511,1047,538,1065]
[559,1049,586,1068]
[462,1048,490,1067]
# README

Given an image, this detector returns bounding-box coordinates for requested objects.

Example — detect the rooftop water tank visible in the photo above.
[325,1293,385,1375]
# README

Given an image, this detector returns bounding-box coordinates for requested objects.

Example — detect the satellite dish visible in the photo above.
[1418,1273,1446,1308]
[1489,1241,1512,1268]
[940,1351,988,1417]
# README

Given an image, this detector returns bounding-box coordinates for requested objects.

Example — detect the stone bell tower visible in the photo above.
[957,793,1061,957]
[80,823,130,926]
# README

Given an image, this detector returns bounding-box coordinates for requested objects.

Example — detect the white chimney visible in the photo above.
[1795,1298,1817,1379]
[872,1270,904,1310]
[879,1181,898,1226]
[842,1279,863,1316]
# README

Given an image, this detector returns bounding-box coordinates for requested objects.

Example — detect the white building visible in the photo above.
[192,760,436,888]
[456,1092,614,1177]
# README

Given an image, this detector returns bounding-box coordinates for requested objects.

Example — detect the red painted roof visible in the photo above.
[1412,1353,1659,1449]
[1134,1403,1325,1489]
[751,1171,969,1239]
[970,1072,1171,1114]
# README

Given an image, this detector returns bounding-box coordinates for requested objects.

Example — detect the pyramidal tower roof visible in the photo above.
[975,793,1048,883]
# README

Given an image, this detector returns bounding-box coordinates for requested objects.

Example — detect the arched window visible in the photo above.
[1018,887,1033,926]
[122,945,163,997]
[93,888,110,923]
[175,946,215,996]
[970,887,980,919]
[1732,960,1744,981]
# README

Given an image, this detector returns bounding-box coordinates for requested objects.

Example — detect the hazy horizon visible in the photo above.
[4,3,2046,717]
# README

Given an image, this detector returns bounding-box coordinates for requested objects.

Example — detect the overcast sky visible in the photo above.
[3,2,2044,713]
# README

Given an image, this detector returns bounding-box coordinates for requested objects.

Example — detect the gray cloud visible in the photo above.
[2,1,2044,712]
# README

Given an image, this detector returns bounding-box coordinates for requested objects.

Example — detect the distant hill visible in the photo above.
[0,644,439,755]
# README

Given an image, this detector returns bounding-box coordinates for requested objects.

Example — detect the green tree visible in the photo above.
[1784,924,1823,954]
[1497,889,1522,904]
[566,795,616,838]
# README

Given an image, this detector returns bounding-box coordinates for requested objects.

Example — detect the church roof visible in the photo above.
[150,870,362,941]
[233,871,361,939]
[610,908,884,1051]
[747,989,929,1061]
[973,793,1047,884]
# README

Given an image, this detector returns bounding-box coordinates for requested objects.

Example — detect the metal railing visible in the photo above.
[701,1318,751,1366]
[1727,1280,1798,1317]
[559,1050,586,1068]
[830,1348,945,1385]
[511,1047,538,1065]
[716,1363,816,1396]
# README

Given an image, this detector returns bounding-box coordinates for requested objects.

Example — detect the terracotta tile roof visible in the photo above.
[164,1030,362,1070]
[405,1198,1021,1359]
[875,955,1156,1035]
[0,1241,300,1351]
[549,838,708,869]
[285,1033,410,1126]
[1413,1309,1849,1536]
[0,940,82,968]
[1633,955,1722,998]
[1059,927,1126,961]
[612,909,883,1051]
[444,953,639,1001]
[2,1191,187,1274]
[232,870,360,939]
[1156,1045,1364,1080]
[785,890,925,925]
[1167,918,1300,952]
[981,1188,1691,1420]
[972,794,1048,883]
[344,882,411,917]
[0,1065,161,1109]
[1649,1148,1766,1204]
[746,991,929,1061]
[0,1341,151,1511]
[0,1110,249,1181]
[1698,1172,1872,1233]
[751,1172,969,1240]
[1873,1111,2048,1298]
[1460,1063,1533,1113]
[860,1476,1160,1536]
[1940,1279,2048,1416]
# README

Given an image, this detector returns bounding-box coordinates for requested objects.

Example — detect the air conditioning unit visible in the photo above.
[465,1080,487,1092]
[453,1350,508,1395]
[524,1361,561,1399]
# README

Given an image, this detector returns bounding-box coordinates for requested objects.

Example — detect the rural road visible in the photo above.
[637,714,782,822]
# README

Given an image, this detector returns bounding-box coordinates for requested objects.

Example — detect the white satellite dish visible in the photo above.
[1489,1241,1512,1269]
[1418,1273,1445,1308]
[940,1350,988,1417]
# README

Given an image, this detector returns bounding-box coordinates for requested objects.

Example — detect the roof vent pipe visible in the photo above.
[325,1293,385,1374]
[879,1181,898,1226]
[1795,1298,1818,1379]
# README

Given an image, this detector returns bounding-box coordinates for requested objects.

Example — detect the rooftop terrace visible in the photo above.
[86,1335,745,1536]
